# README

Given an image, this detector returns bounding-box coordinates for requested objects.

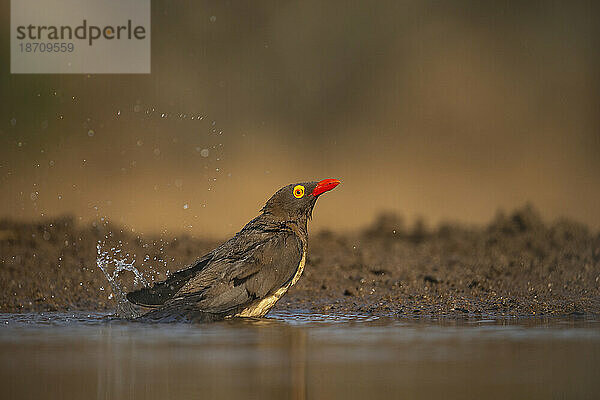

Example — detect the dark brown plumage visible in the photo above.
[127,179,340,322]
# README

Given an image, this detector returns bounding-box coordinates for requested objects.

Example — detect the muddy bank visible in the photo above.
[1,205,599,317]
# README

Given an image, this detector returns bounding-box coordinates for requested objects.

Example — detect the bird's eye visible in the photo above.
[293,185,305,199]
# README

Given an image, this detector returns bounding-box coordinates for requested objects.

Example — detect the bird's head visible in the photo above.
[262,178,341,222]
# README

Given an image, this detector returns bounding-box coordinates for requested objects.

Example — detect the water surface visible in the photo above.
[1,311,599,399]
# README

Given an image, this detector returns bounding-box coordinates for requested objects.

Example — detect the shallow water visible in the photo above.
[1,311,599,399]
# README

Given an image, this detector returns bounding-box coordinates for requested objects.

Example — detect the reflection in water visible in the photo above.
[219,317,308,400]
[290,327,306,400]
[1,312,599,399]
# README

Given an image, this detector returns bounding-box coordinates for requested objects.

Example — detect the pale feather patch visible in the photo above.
[236,251,306,318]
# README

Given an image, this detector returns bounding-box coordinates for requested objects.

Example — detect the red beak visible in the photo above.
[312,178,341,197]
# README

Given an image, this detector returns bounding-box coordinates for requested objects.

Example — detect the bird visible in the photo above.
[126,178,341,322]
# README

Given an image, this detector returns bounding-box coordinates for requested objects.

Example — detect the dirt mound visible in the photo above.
[1,206,599,317]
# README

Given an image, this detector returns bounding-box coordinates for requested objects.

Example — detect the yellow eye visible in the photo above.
[293,185,305,198]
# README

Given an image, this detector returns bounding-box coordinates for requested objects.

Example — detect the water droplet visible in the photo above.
[87,129,95,137]
[137,139,143,146]
[210,15,217,22]
[200,148,209,157]
[183,203,189,210]
[153,148,160,156]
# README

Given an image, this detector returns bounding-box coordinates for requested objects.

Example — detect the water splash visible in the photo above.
[96,242,146,319]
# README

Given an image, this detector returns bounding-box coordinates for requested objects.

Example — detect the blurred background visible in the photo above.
[1,0,599,236]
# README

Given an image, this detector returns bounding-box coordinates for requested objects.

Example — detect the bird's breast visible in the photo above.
[235,251,306,318]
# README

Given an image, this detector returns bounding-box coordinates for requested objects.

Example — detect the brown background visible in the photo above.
[1,1,599,236]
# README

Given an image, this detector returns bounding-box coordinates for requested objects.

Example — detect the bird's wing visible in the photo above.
[126,256,213,307]
[170,230,303,314]
[126,229,303,314]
